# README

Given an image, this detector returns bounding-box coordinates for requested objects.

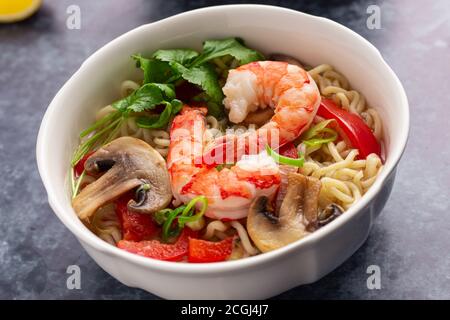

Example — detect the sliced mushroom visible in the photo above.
[306,203,344,232]
[72,136,172,220]
[269,53,305,68]
[318,203,344,227]
[247,173,321,252]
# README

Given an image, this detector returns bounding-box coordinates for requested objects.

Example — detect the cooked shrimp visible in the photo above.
[167,107,281,220]
[168,61,320,220]
[204,61,321,163]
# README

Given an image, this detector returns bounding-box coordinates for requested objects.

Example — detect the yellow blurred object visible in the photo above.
[0,0,42,23]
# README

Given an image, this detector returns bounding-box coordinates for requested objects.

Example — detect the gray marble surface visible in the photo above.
[0,0,449,299]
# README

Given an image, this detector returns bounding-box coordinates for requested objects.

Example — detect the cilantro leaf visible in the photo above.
[136,99,183,129]
[136,102,172,129]
[152,49,199,65]
[132,55,177,84]
[170,62,223,117]
[192,38,264,67]
[112,83,175,113]
[171,98,184,114]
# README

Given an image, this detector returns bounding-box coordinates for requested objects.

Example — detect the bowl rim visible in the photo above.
[36,4,409,274]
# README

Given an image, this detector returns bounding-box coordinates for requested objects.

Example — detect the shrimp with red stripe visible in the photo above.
[203,61,321,163]
[167,61,321,220]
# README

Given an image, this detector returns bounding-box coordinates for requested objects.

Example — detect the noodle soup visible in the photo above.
[70,38,383,263]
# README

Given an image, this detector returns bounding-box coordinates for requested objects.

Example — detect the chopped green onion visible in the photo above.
[161,206,186,242]
[301,119,338,148]
[158,195,208,242]
[153,208,172,225]
[302,119,335,140]
[72,170,86,199]
[69,168,76,197]
[178,196,208,226]
[303,143,321,155]
[303,128,337,147]
[265,145,305,167]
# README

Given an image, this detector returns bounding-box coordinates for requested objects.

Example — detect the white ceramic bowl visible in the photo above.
[36,5,409,299]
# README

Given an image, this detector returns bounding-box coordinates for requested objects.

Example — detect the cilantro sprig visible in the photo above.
[133,37,264,117]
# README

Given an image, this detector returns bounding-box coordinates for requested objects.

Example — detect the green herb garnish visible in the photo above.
[266,145,305,167]
[301,119,338,148]
[191,38,264,67]
[71,170,85,199]
[132,37,263,117]
[152,48,200,65]
[156,196,208,242]
[70,84,180,167]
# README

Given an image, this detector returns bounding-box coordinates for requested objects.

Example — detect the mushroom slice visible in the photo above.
[72,136,172,220]
[247,173,321,252]
[317,204,344,227]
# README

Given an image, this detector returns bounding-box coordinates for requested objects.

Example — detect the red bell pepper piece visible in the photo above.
[278,142,298,159]
[188,237,234,263]
[317,98,381,159]
[117,228,197,262]
[115,195,158,242]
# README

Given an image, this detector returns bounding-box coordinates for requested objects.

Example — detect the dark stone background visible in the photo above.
[0,0,449,299]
